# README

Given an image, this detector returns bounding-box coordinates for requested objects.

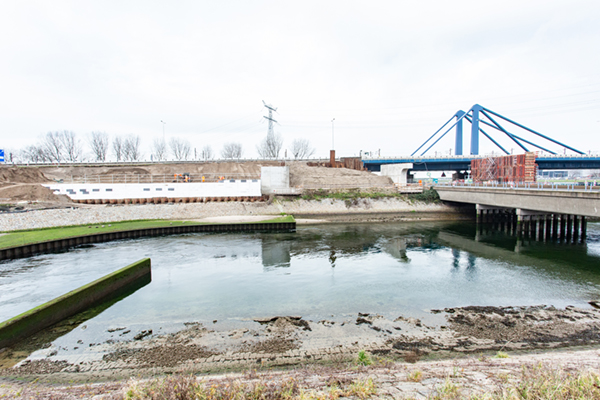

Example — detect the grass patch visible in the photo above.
[0,215,295,249]
[255,215,296,224]
[355,350,373,366]
[407,370,423,382]
[123,374,377,400]
[299,188,440,204]
[428,364,600,399]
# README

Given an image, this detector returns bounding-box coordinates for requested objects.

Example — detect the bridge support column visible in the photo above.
[552,214,559,240]
[516,209,551,240]
[581,216,587,240]
[545,214,552,241]
[538,216,545,241]
[573,215,580,241]
[560,215,567,241]
[566,215,573,242]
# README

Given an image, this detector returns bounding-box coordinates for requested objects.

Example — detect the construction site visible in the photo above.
[0,159,409,207]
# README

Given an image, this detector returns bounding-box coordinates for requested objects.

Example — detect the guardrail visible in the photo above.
[435,181,600,192]
[59,173,260,184]
[7,157,331,167]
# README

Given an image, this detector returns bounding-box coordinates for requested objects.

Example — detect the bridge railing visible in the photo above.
[435,181,600,192]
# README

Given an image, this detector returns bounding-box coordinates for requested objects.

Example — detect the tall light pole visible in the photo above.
[331,118,335,150]
[161,120,166,141]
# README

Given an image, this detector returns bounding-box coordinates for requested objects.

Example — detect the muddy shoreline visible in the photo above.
[2,305,600,384]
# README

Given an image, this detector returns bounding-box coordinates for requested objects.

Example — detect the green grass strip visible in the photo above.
[0,215,295,250]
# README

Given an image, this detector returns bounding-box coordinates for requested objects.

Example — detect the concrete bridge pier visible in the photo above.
[545,214,552,241]
[516,209,550,239]
[573,215,580,241]
[560,215,567,241]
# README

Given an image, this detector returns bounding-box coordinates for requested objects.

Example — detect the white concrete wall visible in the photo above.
[381,163,413,184]
[44,180,261,200]
[261,166,289,194]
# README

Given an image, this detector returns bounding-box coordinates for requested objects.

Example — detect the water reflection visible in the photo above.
[2,221,600,349]
[261,239,291,269]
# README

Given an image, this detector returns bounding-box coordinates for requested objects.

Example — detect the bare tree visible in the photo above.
[123,135,142,161]
[152,138,168,161]
[291,138,316,159]
[169,137,191,161]
[20,145,49,163]
[112,136,124,161]
[58,131,82,162]
[200,145,213,161]
[41,132,63,162]
[89,131,109,161]
[221,142,243,159]
[256,131,283,159]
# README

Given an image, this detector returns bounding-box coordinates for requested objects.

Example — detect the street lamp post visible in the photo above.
[331,118,335,150]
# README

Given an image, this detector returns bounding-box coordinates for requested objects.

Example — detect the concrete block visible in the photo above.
[260,166,290,194]
[381,163,413,184]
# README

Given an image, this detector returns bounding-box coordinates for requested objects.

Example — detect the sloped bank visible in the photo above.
[0,197,471,232]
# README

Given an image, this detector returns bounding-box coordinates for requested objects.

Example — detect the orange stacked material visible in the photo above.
[471,152,537,183]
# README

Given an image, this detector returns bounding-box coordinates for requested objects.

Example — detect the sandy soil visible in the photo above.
[190,215,282,223]
[2,305,600,388]
[288,162,393,189]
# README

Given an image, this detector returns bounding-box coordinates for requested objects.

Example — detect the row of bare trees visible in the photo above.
[256,131,315,159]
[17,131,315,163]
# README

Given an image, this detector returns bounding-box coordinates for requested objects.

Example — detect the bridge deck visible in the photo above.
[434,183,600,218]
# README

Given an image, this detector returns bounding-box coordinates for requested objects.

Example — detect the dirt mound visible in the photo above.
[288,161,393,189]
[38,161,279,181]
[0,184,72,203]
[98,167,151,175]
[0,166,50,184]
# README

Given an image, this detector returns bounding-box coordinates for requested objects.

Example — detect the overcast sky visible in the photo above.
[2,0,600,160]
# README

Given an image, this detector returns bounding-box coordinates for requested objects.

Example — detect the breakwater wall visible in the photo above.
[0,221,296,261]
[0,198,464,232]
[0,258,151,349]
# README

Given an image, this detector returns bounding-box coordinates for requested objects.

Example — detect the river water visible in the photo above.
[2,221,600,353]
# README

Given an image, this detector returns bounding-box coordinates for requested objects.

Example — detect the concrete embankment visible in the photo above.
[0,198,471,231]
[0,221,296,261]
[0,258,151,349]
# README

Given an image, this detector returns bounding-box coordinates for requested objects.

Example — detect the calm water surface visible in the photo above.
[1,221,600,351]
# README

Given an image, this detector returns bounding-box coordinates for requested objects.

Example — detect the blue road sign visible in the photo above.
[0,149,4,162]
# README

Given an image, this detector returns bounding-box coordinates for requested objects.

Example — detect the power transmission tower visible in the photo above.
[263,100,278,136]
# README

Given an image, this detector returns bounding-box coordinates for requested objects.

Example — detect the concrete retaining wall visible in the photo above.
[0,258,151,349]
[0,222,297,261]
[44,181,262,203]
[0,199,462,232]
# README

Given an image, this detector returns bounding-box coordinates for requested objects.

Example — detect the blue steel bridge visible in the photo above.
[362,104,600,173]
[362,154,600,172]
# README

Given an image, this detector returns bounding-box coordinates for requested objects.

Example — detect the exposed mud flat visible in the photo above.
[2,305,600,383]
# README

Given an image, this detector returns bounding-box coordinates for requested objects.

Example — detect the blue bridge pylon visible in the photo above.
[411,104,584,156]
